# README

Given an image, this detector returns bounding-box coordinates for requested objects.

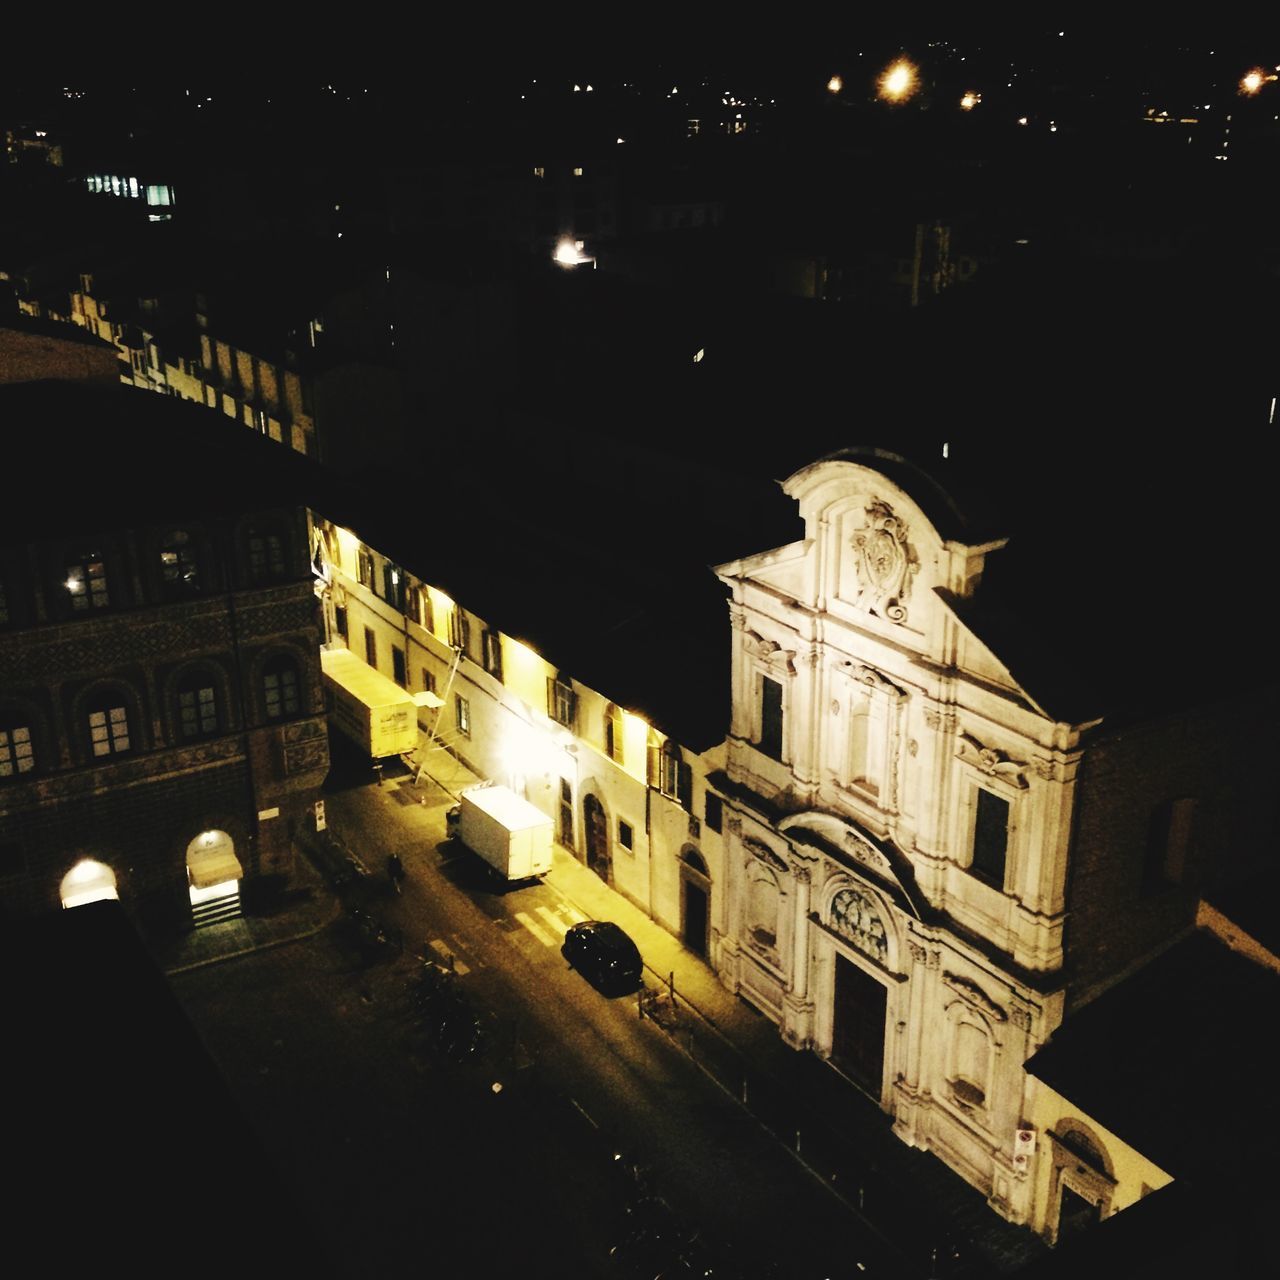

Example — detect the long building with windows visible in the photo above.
[308,438,1274,1249]
[0,380,329,932]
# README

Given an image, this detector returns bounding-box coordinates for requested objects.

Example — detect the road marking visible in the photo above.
[427,938,470,975]
[514,911,556,947]
[535,905,569,937]
[557,902,588,925]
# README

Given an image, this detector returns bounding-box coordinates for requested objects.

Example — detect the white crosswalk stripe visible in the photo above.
[535,905,569,937]
[514,911,556,947]
[558,902,588,925]
[427,938,470,975]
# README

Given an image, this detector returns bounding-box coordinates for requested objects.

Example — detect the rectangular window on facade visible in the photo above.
[66,554,109,611]
[0,726,35,777]
[335,605,348,639]
[1142,797,1197,891]
[758,675,784,760]
[705,793,723,833]
[179,686,218,738]
[383,564,404,611]
[482,629,503,681]
[89,706,130,757]
[422,590,435,634]
[449,609,471,654]
[422,668,436,694]
[404,583,423,626]
[248,532,285,582]
[548,678,576,728]
[971,788,1010,886]
[618,820,633,850]
[364,626,377,668]
[264,666,300,719]
[357,548,374,589]
[392,646,407,687]
[455,694,471,737]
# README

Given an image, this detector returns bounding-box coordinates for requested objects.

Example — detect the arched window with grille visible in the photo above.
[263,654,301,720]
[87,694,132,758]
[177,671,221,739]
[0,707,36,779]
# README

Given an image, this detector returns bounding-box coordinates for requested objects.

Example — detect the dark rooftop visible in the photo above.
[1025,929,1280,1180]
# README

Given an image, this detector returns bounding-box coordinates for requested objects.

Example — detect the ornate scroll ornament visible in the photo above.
[743,630,797,675]
[956,733,1029,789]
[942,971,1008,1022]
[843,827,894,879]
[744,837,790,873]
[829,887,889,963]
[842,661,908,701]
[849,499,920,624]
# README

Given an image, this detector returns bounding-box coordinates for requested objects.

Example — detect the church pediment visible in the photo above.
[778,810,931,920]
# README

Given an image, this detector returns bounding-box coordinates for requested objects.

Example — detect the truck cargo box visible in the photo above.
[320,647,417,759]
[456,784,553,881]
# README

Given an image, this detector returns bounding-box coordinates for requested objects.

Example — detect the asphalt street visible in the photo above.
[167,763,915,1279]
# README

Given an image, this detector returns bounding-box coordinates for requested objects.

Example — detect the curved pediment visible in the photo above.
[779,810,931,920]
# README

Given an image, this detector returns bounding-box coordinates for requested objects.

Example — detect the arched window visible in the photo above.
[0,708,35,779]
[604,703,624,764]
[160,529,201,595]
[177,672,220,739]
[649,733,691,809]
[87,695,131,757]
[263,655,301,719]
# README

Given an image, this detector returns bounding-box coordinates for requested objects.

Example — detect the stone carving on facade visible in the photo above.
[942,970,1008,1022]
[927,950,941,970]
[744,837,790,873]
[830,700,840,716]
[1009,1006,1033,1031]
[956,732,1029,789]
[743,630,796,675]
[907,940,927,964]
[828,886,889,963]
[842,826,894,879]
[727,602,747,631]
[789,860,812,884]
[849,499,920,624]
[726,815,743,836]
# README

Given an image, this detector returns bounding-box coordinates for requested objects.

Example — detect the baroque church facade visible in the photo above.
[710,448,1211,1227]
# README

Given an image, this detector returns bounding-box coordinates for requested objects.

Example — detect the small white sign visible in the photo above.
[257,807,280,821]
[315,800,327,832]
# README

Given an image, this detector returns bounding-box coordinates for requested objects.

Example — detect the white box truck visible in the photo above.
[320,647,418,760]
[455,784,554,881]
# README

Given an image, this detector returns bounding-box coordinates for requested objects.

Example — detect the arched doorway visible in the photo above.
[60,859,119,909]
[583,793,611,883]
[185,829,244,927]
[680,848,710,957]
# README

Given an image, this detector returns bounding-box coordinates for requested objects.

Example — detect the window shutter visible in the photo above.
[647,737,658,787]
[547,677,556,719]
[678,762,693,811]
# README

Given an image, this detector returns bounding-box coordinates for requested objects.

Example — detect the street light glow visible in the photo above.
[960,91,981,111]
[1241,69,1264,94]
[827,75,843,94]
[879,59,918,103]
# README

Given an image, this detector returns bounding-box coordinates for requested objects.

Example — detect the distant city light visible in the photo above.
[960,92,981,111]
[827,75,843,94]
[1240,68,1277,95]
[878,59,918,103]
[1017,116,1029,126]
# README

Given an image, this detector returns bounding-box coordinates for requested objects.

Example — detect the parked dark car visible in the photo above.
[561,920,643,992]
